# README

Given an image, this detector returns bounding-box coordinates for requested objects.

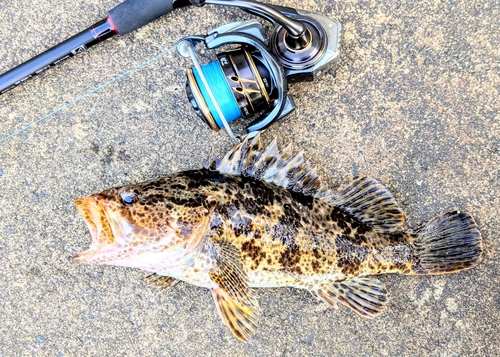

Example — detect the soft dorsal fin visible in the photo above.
[329,176,405,233]
[206,133,405,233]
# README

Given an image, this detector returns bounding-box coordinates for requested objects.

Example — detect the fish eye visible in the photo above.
[120,191,139,205]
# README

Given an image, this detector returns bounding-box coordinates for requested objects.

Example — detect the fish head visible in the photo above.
[71,177,210,269]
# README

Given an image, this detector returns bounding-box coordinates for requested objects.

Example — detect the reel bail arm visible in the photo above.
[177,21,293,142]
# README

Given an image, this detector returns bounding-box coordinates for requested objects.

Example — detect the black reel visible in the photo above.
[177,1,341,142]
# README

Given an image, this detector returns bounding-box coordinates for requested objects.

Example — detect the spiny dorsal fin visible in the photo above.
[329,176,405,233]
[204,147,219,170]
[211,133,405,233]
[247,138,279,179]
[213,133,327,197]
[310,277,389,318]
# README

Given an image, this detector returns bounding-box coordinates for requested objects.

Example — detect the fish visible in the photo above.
[72,133,482,341]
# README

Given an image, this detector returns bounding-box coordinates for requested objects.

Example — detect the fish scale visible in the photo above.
[72,133,482,341]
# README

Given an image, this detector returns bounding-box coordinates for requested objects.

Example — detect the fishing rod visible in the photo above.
[0,0,190,95]
[0,0,342,142]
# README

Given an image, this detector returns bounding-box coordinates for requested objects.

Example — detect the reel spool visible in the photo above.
[177,2,342,142]
[186,47,274,131]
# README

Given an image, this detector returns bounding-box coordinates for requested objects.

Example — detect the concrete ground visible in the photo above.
[0,0,498,356]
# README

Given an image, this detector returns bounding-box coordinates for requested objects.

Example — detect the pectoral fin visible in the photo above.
[310,277,388,318]
[212,287,260,341]
[209,240,256,306]
[209,240,260,341]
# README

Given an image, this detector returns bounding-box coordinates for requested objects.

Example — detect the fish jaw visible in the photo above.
[71,193,209,271]
[71,194,169,267]
[72,195,114,264]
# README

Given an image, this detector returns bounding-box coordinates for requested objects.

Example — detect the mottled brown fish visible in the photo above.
[72,134,482,341]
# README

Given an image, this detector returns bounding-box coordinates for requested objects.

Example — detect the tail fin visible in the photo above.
[411,211,482,275]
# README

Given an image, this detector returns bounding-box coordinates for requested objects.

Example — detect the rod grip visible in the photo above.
[108,0,177,35]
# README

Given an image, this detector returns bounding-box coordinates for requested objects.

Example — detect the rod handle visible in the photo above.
[108,0,180,35]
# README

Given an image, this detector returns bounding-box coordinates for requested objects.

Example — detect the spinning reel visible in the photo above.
[177,0,341,142]
[0,0,341,144]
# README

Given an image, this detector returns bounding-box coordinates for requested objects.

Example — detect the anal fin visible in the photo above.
[310,277,388,318]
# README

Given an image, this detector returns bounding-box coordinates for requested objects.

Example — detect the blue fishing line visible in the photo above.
[0,46,176,145]
[193,61,241,129]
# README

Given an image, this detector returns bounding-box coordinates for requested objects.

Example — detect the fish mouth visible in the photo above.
[71,195,115,264]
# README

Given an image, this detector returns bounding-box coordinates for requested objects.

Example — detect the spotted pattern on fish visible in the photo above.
[72,133,482,341]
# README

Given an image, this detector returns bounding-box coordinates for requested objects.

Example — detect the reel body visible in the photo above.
[177,2,341,142]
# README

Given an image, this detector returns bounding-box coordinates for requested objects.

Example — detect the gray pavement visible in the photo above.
[0,0,499,356]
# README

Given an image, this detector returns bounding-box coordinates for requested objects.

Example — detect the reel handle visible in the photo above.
[203,0,305,38]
